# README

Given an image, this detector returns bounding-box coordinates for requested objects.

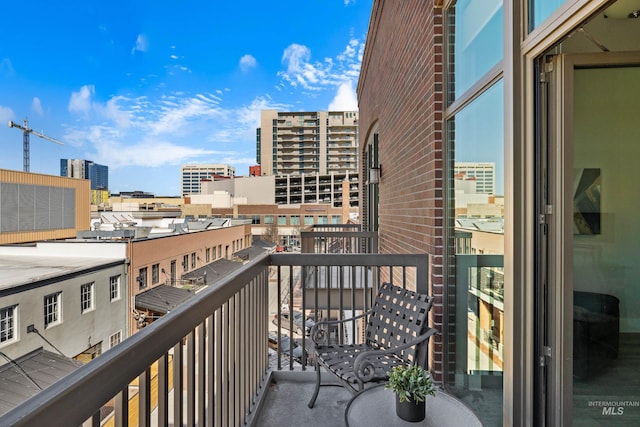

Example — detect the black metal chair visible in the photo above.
[307,282,437,409]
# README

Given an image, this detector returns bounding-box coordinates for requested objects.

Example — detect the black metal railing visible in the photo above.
[268,253,429,371]
[300,224,378,254]
[1,251,428,427]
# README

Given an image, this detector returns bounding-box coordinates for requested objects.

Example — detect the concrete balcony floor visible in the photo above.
[254,370,351,427]
[251,370,486,427]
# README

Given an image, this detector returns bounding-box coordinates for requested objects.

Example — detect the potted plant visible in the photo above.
[385,364,435,422]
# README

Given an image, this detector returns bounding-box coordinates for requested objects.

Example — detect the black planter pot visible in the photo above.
[395,395,426,422]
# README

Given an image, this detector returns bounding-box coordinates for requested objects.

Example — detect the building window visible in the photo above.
[183,255,189,272]
[218,245,222,258]
[109,331,122,349]
[80,283,95,313]
[331,215,341,224]
[290,215,300,225]
[206,248,211,262]
[278,215,287,225]
[0,305,17,344]
[152,264,159,284]
[138,267,148,289]
[318,215,328,224]
[110,275,121,301]
[265,215,274,224]
[44,292,62,328]
[304,215,314,225]
[252,215,261,224]
[191,253,196,269]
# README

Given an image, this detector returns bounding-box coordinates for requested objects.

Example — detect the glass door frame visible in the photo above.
[542,51,640,426]
[514,1,610,425]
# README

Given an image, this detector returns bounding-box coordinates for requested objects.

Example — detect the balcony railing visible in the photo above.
[1,251,428,427]
[300,224,378,254]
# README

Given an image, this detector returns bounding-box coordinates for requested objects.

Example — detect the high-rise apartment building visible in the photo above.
[181,164,236,196]
[60,159,108,190]
[257,110,358,176]
[454,162,496,195]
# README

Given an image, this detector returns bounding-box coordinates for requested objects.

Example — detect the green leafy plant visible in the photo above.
[385,365,436,403]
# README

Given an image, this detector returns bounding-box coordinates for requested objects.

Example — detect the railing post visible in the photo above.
[138,367,151,427]
[416,255,430,295]
[173,341,183,427]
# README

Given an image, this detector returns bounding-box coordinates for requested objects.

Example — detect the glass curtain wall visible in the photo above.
[445,1,504,426]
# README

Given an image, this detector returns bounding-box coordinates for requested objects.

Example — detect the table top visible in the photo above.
[345,384,483,427]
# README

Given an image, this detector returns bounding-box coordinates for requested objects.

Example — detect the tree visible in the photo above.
[264,220,279,244]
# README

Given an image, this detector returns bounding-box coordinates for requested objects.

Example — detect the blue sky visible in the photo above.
[0,0,372,196]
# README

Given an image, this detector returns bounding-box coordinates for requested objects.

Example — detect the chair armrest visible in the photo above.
[352,327,438,382]
[310,310,372,345]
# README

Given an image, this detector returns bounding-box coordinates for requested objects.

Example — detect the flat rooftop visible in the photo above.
[0,254,123,290]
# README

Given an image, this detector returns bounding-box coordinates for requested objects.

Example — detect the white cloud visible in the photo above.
[63,123,218,168]
[328,81,358,111]
[278,38,365,93]
[62,89,287,172]
[170,54,179,60]
[98,97,132,128]
[239,54,257,72]
[281,44,311,76]
[337,38,359,62]
[144,93,224,135]
[31,97,43,115]
[131,34,149,55]
[96,139,217,168]
[68,85,95,115]
[0,105,14,122]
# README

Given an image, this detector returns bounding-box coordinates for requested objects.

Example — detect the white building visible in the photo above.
[0,242,128,361]
[454,162,496,195]
[181,164,236,196]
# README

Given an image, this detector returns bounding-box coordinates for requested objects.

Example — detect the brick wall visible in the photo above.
[357,0,446,381]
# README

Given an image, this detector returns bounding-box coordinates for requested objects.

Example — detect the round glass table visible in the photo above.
[345,384,482,427]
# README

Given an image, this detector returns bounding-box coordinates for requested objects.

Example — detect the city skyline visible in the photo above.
[0,0,372,195]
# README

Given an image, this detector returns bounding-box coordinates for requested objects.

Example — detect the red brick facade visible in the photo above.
[357,0,446,381]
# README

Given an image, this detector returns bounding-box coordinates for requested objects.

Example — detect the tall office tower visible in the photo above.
[60,159,109,190]
[454,162,496,195]
[181,164,236,196]
[257,110,359,176]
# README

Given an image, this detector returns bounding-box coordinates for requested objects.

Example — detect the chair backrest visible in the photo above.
[365,282,434,365]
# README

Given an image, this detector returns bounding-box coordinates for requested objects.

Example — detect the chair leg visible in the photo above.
[308,360,322,408]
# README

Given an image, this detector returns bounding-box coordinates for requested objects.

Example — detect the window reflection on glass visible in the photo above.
[449,0,503,101]
[449,80,504,427]
[529,0,568,31]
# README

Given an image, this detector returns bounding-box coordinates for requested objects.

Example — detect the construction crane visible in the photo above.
[8,118,65,172]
